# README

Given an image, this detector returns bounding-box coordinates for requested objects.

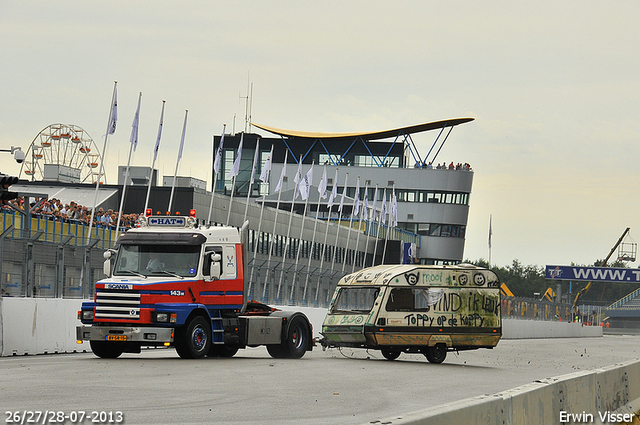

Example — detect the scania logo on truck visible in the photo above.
[105,283,134,290]
[148,217,186,227]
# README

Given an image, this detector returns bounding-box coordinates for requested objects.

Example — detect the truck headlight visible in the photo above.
[155,312,176,323]
[82,310,94,320]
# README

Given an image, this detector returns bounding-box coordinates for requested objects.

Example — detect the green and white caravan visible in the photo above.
[321,264,501,363]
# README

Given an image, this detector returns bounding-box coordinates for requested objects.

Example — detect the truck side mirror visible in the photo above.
[103,257,112,277]
[103,249,117,277]
[204,252,222,279]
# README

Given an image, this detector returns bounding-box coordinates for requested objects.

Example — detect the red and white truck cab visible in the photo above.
[77,213,313,359]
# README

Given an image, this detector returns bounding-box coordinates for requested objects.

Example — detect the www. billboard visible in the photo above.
[546,265,640,283]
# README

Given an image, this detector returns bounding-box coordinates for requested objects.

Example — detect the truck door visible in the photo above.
[204,245,237,281]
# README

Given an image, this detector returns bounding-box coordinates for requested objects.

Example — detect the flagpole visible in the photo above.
[367,184,378,267]
[276,156,302,303]
[352,180,368,273]
[342,176,359,273]
[226,133,244,226]
[168,110,188,214]
[248,145,273,297]
[488,214,493,268]
[208,124,226,224]
[144,100,165,214]
[87,81,117,245]
[315,168,338,305]
[114,91,141,244]
[263,150,288,302]
[372,187,386,266]
[330,173,349,272]
[243,140,260,223]
[382,185,394,265]
[291,161,313,304]
[303,164,326,302]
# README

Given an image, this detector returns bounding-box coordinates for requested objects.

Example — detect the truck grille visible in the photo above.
[95,289,140,320]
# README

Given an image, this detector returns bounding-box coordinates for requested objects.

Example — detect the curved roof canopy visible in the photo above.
[251,118,474,140]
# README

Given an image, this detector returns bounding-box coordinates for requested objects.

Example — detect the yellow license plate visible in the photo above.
[106,335,127,341]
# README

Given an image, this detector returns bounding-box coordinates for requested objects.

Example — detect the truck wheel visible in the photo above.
[425,344,447,364]
[176,316,211,359]
[208,344,239,358]
[284,316,310,359]
[90,341,124,359]
[266,344,287,359]
[269,316,310,359]
[381,348,401,360]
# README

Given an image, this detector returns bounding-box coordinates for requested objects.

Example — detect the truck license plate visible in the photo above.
[106,335,127,341]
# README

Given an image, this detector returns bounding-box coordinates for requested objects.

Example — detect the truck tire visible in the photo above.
[424,344,447,364]
[208,344,239,358]
[175,316,211,359]
[266,344,287,358]
[267,315,310,359]
[90,341,124,359]
[381,348,401,360]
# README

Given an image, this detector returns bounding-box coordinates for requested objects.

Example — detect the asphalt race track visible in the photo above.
[1,335,639,425]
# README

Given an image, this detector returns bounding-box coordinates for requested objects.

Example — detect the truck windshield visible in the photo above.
[331,287,379,313]
[114,244,200,278]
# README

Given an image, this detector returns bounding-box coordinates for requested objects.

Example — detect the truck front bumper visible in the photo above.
[76,325,175,343]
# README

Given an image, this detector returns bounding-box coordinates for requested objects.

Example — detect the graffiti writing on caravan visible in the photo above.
[404,313,485,327]
[422,293,499,314]
[403,295,499,327]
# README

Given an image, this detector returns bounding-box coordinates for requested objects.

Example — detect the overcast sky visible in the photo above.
[1,1,639,269]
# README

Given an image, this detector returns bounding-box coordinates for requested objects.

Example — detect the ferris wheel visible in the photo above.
[19,124,104,183]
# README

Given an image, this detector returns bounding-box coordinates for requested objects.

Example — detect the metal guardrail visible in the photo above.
[0,210,120,249]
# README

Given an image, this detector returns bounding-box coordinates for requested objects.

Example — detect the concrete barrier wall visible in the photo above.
[502,318,603,339]
[0,297,90,356]
[0,300,601,357]
[365,360,640,425]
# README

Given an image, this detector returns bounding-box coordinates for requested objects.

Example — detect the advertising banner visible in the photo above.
[546,265,640,283]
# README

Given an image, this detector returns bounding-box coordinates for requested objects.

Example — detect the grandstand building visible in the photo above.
[213,118,475,265]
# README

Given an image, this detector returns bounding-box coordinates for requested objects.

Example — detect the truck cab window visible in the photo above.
[114,244,200,277]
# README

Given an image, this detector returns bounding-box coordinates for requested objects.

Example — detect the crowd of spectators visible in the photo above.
[1,197,139,230]
[424,162,472,171]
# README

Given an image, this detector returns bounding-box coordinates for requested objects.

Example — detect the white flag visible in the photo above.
[274,150,288,193]
[129,92,141,152]
[327,169,338,208]
[391,186,398,227]
[107,84,117,135]
[353,177,360,217]
[371,186,378,221]
[259,145,273,183]
[153,101,165,162]
[363,190,369,220]
[227,133,243,179]
[299,166,313,201]
[318,165,327,199]
[292,159,303,199]
[177,110,188,162]
[381,192,387,225]
[249,142,260,185]
[213,131,225,174]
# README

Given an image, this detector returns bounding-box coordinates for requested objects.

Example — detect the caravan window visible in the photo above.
[386,288,446,312]
[331,287,379,314]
